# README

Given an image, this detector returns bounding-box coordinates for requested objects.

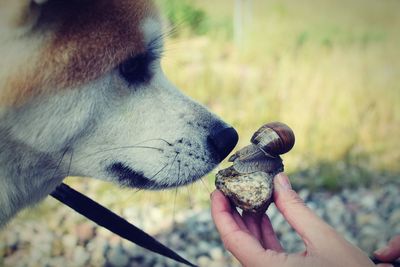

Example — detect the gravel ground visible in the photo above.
[1,183,399,267]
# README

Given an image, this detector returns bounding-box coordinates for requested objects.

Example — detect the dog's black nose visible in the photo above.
[208,126,239,161]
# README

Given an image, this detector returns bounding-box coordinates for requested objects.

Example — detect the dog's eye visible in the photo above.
[119,53,153,85]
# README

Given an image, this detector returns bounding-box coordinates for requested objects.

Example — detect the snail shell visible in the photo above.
[251,122,295,157]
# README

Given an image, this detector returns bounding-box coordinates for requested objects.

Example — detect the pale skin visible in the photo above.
[211,173,400,267]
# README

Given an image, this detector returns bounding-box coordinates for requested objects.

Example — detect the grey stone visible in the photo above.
[360,194,377,211]
[197,255,211,267]
[169,233,183,248]
[298,189,310,201]
[185,246,198,258]
[389,209,400,227]
[209,247,224,260]
[216,168,274,212]
[198,241,210,254]
[107,245,130,267]
[62,234,78,249]
[75,222,96,244]
[72,246,90,266]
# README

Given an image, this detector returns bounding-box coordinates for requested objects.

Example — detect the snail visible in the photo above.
[215,122,295,213]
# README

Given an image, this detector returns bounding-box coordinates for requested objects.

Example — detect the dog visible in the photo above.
[0,0,238,227]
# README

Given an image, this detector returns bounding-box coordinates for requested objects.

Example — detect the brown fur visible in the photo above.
[1,0,158,106]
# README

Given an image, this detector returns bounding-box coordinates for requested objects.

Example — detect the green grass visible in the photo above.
[161,0,400,189]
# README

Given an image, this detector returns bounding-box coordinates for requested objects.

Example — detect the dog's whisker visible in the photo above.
[83,138,173,159]
[156,26,179,44]
[200,177,211,194]
[66,149,73,178]
[85,145,163,158]
[184,177,195,209]
[190,164,211,194]
[148,152,180,190]
[172,187,178,227]
[177,161,181,186]
[134,138,172,146]
[129,154,177,189]
[163,20,185,38]
[149,162,171,182]
[164,26,179,38]
[50,147,69,181]
[123,187,145,204]
[166,152,179,179]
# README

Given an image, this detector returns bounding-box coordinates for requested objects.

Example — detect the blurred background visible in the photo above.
[1,0,399,266]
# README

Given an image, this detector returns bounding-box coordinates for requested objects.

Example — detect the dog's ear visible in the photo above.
[0,0,48,35]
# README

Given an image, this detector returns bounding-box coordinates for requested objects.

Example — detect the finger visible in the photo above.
[242,211,263,243]
[273,173,335,248]
[211,190,242,233]
[232,207,249,232]
[211,191,248,231]
[260,215,284,252]
[211,190,266,265]
[374,235,400,262]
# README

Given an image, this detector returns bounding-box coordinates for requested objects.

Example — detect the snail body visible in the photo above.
[215,122,295,213]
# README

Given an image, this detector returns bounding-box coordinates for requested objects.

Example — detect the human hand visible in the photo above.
[211,173,375,267]
[374,235,400,267]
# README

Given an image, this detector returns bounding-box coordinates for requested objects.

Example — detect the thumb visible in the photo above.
[273,173,334,248]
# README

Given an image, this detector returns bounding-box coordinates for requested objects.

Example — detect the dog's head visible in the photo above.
[0,0,238,191]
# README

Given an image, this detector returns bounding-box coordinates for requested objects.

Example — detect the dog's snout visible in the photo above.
[208,126,239,161]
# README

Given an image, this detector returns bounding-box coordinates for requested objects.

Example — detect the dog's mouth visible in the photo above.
[107,162,205,190]
[107,162,154,189]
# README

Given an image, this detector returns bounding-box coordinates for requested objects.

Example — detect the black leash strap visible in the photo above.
[50,183,197,267]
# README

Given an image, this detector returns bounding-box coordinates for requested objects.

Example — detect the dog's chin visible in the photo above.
[106,162,212,190]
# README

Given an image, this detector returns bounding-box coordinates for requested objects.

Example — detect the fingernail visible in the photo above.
[276,173,292,190]
[374,246,389,256]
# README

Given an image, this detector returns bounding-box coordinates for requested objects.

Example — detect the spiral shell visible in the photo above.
[250,122,295,157]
